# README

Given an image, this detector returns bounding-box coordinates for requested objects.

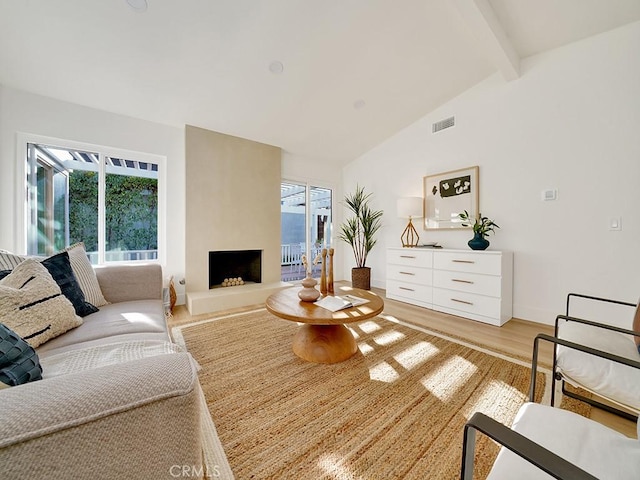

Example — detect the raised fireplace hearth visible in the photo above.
[209,250,262,289]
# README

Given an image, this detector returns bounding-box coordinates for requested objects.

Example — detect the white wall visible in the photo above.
[0,86,187,302]
[343,21,640,325]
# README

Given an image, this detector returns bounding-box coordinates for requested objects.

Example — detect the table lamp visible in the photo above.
[397,197,423,247]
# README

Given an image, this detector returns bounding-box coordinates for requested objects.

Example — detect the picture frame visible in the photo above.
[423,166,479,230]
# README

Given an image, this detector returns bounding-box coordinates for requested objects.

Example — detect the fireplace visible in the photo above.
[209,250,262,289]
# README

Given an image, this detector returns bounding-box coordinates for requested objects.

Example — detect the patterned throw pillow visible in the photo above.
[41,251,98,317]
[0,251,98,317]
[0,259,82,348]
[0,322,42,388]
[0,248,101,315]
[64,243,108,307]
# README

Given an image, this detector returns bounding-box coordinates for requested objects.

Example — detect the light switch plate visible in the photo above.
[541,189,557,201]
[609,217,622,231]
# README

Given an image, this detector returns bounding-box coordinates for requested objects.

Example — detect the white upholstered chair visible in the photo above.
[461,296,640,478]
[461,402,640,479]
[545,293,640,420]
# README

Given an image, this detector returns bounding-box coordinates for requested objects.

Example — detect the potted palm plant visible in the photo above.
[458,210,500,250]
[338,185,383,290]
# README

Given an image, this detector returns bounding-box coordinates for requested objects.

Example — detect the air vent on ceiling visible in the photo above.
[432,116,455,133]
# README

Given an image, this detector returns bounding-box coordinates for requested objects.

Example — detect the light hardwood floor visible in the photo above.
[168,282,637,438]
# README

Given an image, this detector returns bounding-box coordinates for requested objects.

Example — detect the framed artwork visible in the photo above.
[423,166,479,229]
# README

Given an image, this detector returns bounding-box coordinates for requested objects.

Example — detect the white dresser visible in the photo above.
[386,248,513,326]
[386,248,433,309]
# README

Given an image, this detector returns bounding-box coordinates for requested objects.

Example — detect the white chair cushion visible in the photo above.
[487,402,640,479]
[556,320,640,411]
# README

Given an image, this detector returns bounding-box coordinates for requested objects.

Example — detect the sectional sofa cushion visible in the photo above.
[0,322,43,388]
[36,299,169,356]
[0,259,83,348]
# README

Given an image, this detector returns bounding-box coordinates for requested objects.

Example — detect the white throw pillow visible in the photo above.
[0,259,82,348]
[0,251,28,270]
[64,243,108,307]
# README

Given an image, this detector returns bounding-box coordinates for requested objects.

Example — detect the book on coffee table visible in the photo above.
[315,294,369,312]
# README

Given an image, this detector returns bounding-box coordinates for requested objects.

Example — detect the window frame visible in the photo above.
[17,132,167,265]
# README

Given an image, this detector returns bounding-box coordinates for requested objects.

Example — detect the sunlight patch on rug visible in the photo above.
[421,355,478,402]
[369,360,401,383]
[393,340,439,370]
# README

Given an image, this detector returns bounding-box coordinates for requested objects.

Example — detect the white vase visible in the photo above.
[298,273,320,302]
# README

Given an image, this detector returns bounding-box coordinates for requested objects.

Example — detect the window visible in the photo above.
[280,181,333,282]
[23,136,164,264]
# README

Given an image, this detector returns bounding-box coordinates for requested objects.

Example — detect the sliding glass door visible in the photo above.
[280,182,332,282]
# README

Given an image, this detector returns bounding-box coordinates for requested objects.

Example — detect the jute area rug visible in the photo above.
[173,309,549,479]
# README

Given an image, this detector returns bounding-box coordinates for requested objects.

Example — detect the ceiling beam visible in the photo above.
[453,0,520,81]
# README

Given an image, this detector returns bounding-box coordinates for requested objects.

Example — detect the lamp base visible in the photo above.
[401,219,420,247]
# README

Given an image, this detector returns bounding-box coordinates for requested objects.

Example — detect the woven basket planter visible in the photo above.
[351,267,371,290]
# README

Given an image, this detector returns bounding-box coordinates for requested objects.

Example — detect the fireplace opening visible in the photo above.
[209,250,262,289]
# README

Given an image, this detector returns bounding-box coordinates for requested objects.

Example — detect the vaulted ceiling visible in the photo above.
[1,1,639,164]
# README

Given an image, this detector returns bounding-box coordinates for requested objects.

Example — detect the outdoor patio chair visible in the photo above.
[461,401,640,479]
[533,293,640,421]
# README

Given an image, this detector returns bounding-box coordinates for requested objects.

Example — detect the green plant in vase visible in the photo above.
[338,185,383,290]
[458,210,499,250]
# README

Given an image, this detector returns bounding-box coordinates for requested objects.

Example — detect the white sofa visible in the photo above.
[0,263,230,479]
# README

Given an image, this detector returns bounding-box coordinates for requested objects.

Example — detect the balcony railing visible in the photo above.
[86,249,158,263]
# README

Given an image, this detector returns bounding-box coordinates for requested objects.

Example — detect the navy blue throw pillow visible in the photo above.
[41,252,98,317]
[0,323,43,387]
[0,270,9,280]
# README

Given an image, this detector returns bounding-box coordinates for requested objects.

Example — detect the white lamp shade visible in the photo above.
[397,197,423,218]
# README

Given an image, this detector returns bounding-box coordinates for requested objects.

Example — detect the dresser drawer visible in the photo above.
[387,248,432,268]
[387,264,432,286]
[387,279,432,304]
[433,269,501,297]
[433,251,501,275]
[432,287,501,319]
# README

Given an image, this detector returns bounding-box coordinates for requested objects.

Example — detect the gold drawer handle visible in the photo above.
[399,271,415,276]
[400,255,416,259]
[399,287,415,292]
[452,259,475,264]
[452,279,474,284]
[451,298,473,305]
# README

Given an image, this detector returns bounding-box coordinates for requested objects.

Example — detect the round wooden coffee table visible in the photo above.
[265,285,384,364]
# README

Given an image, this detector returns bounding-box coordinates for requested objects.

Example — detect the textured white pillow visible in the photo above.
[0,259,82,348]
[64,243,108,307]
